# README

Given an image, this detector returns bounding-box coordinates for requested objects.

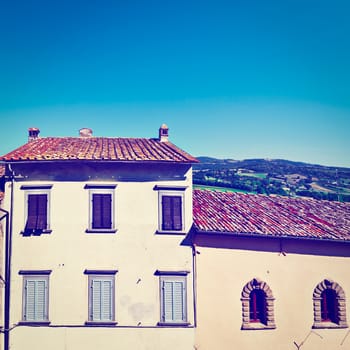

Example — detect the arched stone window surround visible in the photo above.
[312,279,348,329]
[241,278,276,330]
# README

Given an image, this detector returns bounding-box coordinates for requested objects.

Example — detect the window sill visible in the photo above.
[241,322,276,330]
[85,229,117,234]
[18,321,51,326]
[313,322,348,329]
[85,321,117,327]
[157,322,191,327]
[22,229,52,236]
[156,230,187,235]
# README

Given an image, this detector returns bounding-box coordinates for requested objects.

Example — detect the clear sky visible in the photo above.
[1,0,349,167]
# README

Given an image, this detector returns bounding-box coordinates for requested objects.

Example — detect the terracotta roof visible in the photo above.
[193,189,350,241]
[0,137,198,163]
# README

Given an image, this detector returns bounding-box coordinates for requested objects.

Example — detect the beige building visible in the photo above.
[0,126,197,350]
[192,189,350,350]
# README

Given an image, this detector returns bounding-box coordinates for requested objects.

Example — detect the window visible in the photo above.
[85,270,117,325]
[20,270,51,324]
[85,185,117,233]
[313,279,348,329]
[21,185,52,235]
[241,278,276,330]
[156,271,189,326]
[249,289,267,324]
[154,186,187,233]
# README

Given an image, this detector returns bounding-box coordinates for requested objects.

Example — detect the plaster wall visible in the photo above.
[194,243,350,350]
[2,163,195,350]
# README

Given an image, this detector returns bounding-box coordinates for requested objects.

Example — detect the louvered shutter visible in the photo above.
[92,194,112,229]
[25,195,38,230]
[25,194,47,231]
[172,196,182,231]
[162,196,182,231]
[91,278,113,321]
[172,281,184,321]
[25,279,47,321]
[36,194,47,230]
[162,196,173,230]
[162,280,185,322]
[163,281,173,321]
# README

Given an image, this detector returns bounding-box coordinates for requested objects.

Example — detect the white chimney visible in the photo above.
[79,128,93,137]
[159,124,169,142]
[28,127,40,142]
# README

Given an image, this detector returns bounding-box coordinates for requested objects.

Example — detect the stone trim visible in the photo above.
[241,278,276,330]
[312,279,348,329]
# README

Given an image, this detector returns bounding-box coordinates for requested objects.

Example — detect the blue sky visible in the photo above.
[1,0,349,167]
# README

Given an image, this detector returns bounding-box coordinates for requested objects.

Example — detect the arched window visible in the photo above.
[313,279,348,329]
[241,278,276,330]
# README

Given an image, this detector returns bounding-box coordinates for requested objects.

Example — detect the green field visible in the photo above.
[237,172,267,179]
[193,184,255,194]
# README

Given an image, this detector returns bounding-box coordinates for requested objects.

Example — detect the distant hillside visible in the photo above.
[193,157,350,202]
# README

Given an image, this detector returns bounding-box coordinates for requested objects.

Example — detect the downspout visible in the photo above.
[192,243,198,328]
[4,164,14,350]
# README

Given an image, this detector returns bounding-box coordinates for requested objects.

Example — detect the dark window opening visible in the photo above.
[321,289,338,323]
[249,289,267,324]
[162,196,182,231]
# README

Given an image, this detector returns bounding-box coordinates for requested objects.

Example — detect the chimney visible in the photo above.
[28,127,40,142]
[159,124,169,142]
[79,128,93,137]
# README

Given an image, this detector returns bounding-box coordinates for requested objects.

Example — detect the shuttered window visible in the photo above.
[159,275,187,324]
[21,185,52,235]
[22,274,50,322]
[88,274,115,322]
[92,194,112,229]
[162,196,182,231]
[25,194,48,233]
[86,185,116,233]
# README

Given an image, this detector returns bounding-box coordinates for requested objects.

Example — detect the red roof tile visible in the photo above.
[193,189,350,241]
[0,137,198,163]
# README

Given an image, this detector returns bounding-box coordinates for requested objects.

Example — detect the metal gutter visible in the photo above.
[193,229,350,244]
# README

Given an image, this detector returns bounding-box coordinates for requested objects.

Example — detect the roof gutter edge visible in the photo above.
[193,229,350,244]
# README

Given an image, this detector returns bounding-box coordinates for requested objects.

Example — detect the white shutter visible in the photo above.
[172,281,184,321]
[36,280,46,320]
[91,278,113,321]
[101,280,112,320]
[162,280,185,322]
[163,281,173,321]
[25,279,47,321]
[25,280,36,320]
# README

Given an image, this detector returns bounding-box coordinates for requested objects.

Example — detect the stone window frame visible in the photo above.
[241,278,276,330]
[312,279,348,329]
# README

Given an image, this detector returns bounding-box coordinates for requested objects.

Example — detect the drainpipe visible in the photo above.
[192,243,198,328]
[3,164,14,350]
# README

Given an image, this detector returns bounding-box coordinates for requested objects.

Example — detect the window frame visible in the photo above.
[19,270,51,325]
[155,186,187,234]
[312,279,348,329]
[241,278,276,330]
[85,270,118,326]
[21,185,52,235]
[85,184,117,234]
[156,270,190,326]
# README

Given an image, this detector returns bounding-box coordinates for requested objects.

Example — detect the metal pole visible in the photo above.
[0,208,9,350]
[3,166,14,350]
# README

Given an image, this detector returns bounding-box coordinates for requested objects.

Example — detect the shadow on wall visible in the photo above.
[183,229,350,258]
